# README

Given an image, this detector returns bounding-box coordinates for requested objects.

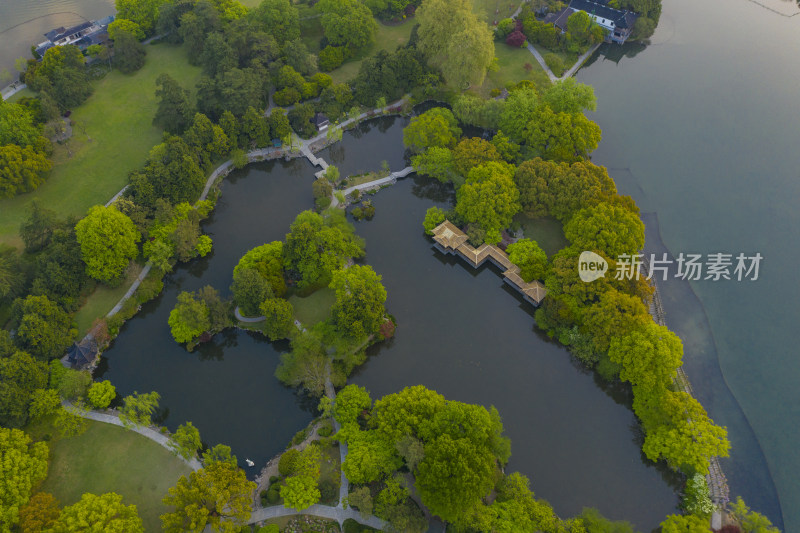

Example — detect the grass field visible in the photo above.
[513,214,569,256]
[319,441,341,505]
[73,262,144,335]
[476,43,552,97]
[329,21,415,84]
[472,0,523,23]
[0,43,202,247]
[28,419,191,533]
[289,287,336,326]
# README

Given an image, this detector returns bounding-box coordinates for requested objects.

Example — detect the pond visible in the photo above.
[100,116,680,529]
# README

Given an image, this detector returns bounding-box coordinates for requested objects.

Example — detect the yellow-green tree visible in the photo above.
[403,108,462,154]
[0,144,52,198]
[563,202,644,259]
[87,380,117,409]
[0,428,49,531]
[659,513,709,533]
[524,105,602,162]
[280,445,322,510]
[49,492,143,532]
[330,265,387,340]
[416,0,494,88]
[75,205,141,283]
[161,462,256,532]
[608,321,682,393]
[455,162,520,244]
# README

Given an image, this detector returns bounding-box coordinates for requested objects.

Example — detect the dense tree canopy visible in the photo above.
[0,144,52,198]
[87,380,117,409]
[170,422,202,460]
[17,492,60,533]
[154,73,194,134]
[411,147,457,185]
[119,391,160,428]
[260,298,294,341]
[75,205,140,283]
[318,0,378,50]
[455,162,520,244]
[283,211,365,290]
[498,87,539,143]
[161,461,256,532]
[416,0,494,87]
[115,0,168,35]
[452,137,501,177]
[253,0,300,43]
[0,351,49,428]
[564,202,645,259]
[403,108,462,154]
[49,492,144,533]
[112,29,147,74]
[506,239,548,282]
[14,294,76,361]
[608,321,683,393]
[330,265,387,340]
[0,428,49,531]
[234,241,286,296]
[169,291,212,344]
[524,105,602,162]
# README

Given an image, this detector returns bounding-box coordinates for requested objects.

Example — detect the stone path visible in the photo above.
[340,166,415,200]
[1,83,27,101]
[65,402,202,471]
[247,503,386,529]
[106,264,152,318]
[524,35,601,82]
[234,306,265,323]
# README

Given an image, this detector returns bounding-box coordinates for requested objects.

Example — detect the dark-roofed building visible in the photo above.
[44,21,95,46]
[65,336,99,369]
[311,113,330,132]
[35,15,114,58]
[546,0,639,44]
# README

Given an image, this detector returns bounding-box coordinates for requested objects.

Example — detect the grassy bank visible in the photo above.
[329,21,415,84]
[289,287,336,326]
[0,43,201,247]
[28,419,190,532]
[477,43,552,97]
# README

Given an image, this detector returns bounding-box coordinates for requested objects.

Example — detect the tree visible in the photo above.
[608,321,682,392]
[171,422,202,460]
[506,239,548,282]
[240,107,270,149]
[411,147,457,185]
[169,291,211,344]
[403,108,462,154]
[0,245,25,302]
[75,205,141,283]
[20,201,58,253]
[202,444,237,467]
[577,507,636,533]
[14,294,76,360]
[340,425,400,484]
[154,73,193,134]
[491,131,520,163]
[319,46,345,71]
[564,202,645,259]
[112,29,147,73]
[524,105,602,162]
[396,434,424,471]
[116,0,168,35]
[659,514,709,533]
[234,242,286,296]
[231,267,272,317]
[49,492,144,532]
[0,351,49,427]
[0,100,43,147]
[28,388,61,420]
[729,496,780,533]
[18,492,60,533]
[455,162,520,244]
[58,369,92,401]
[119,391,160,427]
[185,112,230,167]
[422,206,447,235]
[542,78,597,114]
[498,87,539,142]
[0,144,52,198]
[416,433,496,523]
[161,462,256,532]
[330,265,387,340]
[451,94,504,131]
[260,298,294,340]
[634,388,730,475]
[275,329,329,396]
[348,486,373,519]
[681,473,713,517]
[280,475,320,511]
[108,18,146,40]
[416,0,494,87]
[131,136,205,207]
[333,384,372,426]
[253,0,300,43]
[318,0,377,49]
[87,380,116,409]
[0,428,49,532]
[283,211,364,290]
[452,137,501,177]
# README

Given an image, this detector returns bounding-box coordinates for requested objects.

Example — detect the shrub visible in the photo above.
[316,197,332,211]
[269,475,279,484]
[260,489,268,498]
[279,448,301,477]
[266,488,280,504]
[320,479,338,502]
[543,53,565,76]
[496,18,515,39]
[681,473,714,516]
[506,30,527,47]
[318,426,332,437]
[292,427,309,446]
[319,46,345,71]
[273,87,301,107]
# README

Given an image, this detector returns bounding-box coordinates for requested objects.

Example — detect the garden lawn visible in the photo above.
[472,0,523,22]
[319,441,341,505]
[532,43,579,76]
[476,42,552,97]
[329,21,415,84]
[33,419,191,532]
[73,261,144,335]
[513,214,569,256]
[289,287,336,326]
[0,43,202,247]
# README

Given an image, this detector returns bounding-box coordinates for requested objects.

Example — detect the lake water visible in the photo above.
[4,0,799,528]
[577,0,800,529]
[100,117,680,529]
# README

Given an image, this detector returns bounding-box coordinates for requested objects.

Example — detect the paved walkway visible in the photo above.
[525,37,601,82]
[1,83,27,101]
[234,306,265,323]
[340,166,415,199]
[247,503,386,529]
[106,263,152,318]
[65,402,202,471]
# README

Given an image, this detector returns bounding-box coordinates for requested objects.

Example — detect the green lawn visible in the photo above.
[289,287,336,326]
[329,21,415,84]
[472,0,523,23]
[476,42,552,97]
[513,214,569,256]
[29,419,191,533]
[73,262,144,335]
[0,43,202,247]
[319,441,341,505]
[532,43,579,76]
[7,87,35,102]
